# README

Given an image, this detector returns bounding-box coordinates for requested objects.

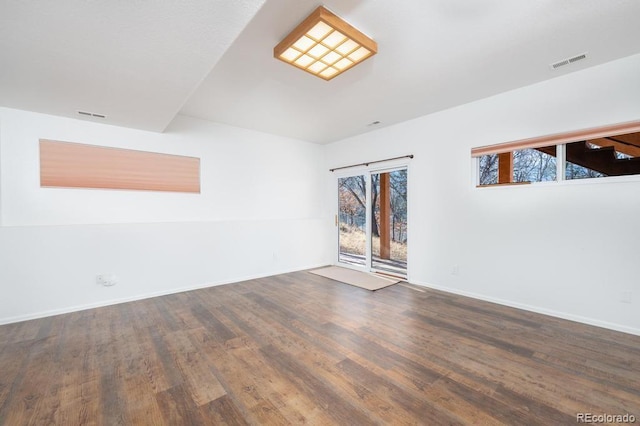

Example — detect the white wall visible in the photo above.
[2,54,639,334]
[325,53,640,335]
[1,108,323,226]
[0,108,331,323]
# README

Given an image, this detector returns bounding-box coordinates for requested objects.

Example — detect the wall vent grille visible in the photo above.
[551,53,588,70]
[77,110,107,119]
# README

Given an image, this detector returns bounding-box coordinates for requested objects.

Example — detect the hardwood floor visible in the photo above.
[1,270,639,425]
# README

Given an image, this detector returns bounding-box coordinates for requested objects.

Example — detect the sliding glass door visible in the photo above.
[337,167,407,278]
[338,175,368,267]
[370,169,407,276]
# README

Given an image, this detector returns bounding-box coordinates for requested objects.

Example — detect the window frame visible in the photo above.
[472,120,640,188]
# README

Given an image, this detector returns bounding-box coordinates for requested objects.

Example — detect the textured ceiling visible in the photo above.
[2,0,640,143]
[0,0,266,131]
[180,0,640,143]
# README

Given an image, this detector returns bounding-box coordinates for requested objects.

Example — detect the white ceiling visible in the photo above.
[2,0,640,143]
[0,0,266,131]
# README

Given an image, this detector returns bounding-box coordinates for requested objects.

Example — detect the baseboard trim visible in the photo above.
[6,271,638,337]
[0,264,328,325]
[410,280,640,337]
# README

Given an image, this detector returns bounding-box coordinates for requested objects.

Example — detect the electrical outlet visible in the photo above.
[451,265,460,276]
[97,274,118,287]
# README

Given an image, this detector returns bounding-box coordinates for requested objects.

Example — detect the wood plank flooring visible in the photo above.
[1,271,639,425]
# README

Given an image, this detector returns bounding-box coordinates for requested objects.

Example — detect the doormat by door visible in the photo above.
[309,266,400,291]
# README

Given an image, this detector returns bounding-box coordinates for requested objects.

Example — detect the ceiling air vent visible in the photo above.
[77,110,107,119]
[550,52,588,70]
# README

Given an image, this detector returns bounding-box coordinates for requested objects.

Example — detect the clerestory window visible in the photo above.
[473,121,640,186]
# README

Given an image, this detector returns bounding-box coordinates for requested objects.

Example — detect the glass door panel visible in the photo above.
[338,175,367,267]
[370,169,407,277]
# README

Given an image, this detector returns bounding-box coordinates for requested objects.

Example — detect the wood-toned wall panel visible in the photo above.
[40,139,200,193]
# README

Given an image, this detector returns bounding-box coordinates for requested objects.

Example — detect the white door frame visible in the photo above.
[335,168,370,273]
[335,162,409,277]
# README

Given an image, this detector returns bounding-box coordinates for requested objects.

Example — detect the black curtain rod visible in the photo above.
[329,155,414,172]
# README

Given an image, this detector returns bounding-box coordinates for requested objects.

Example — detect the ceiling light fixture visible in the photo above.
[274,6,377,81]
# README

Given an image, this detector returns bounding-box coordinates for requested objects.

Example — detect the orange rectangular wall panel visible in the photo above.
[40,139,200,193]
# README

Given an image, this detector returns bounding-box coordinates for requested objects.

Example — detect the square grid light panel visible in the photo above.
[274,6,377,80]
